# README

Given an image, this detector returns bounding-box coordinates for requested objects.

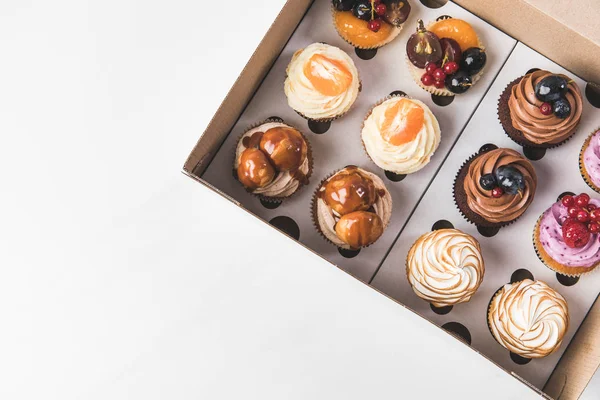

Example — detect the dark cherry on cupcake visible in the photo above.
[499,70,582,148]
[455,148,537,228]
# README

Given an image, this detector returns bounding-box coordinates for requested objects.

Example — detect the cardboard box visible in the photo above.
[184,1,600,398]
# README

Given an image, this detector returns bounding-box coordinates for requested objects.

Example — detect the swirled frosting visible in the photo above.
[464,148,537,223]
[406,229,484,307]
[284,43,360,120]
[508,70,582,145]
[362,97,440,174]
[489,279,569,358]
[583,130,600,188]
[235,122,309,198]
[316,167,392,249]
[538,199,600,268]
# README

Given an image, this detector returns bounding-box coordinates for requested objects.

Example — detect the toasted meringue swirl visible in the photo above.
[488,279,569,358]
[406,229,484,307]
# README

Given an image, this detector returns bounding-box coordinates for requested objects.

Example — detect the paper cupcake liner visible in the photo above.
[532,215,600,277]
[486,285,506,349]
[331,6,402,50]
[497,76,580,150]
[406,18,485,96]
[579,128,600,193]
[452,151,522,229]
[310,166,391,250]
[233,118,314,203]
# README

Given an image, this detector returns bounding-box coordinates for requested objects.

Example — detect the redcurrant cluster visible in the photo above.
[367,1,387,32]
[421,61,459,89]
[561,193,599,248]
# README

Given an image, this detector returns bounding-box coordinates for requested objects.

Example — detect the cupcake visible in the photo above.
[580,128,600,193]
[488,279,569,359]
[332,0,411,50]
[533,193,600,276]
[454,147,537,228]
[312,166,392,249]
[284,43,360,122]
[234,119,312,201]
[406,18,486,96]
[406,229,484,308]
[361,95,441,174]
[498,70,582,149]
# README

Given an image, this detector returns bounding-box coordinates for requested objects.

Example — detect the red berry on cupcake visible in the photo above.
[443,61,459,75]
[562,219,590,248]
[576,193,590,207]
[491,187,504,198]
[368,18,382,32]
[568,207,580,218]
[561,195,575,207]
[433,68,446,82]
[421,73,434,86]
[539,102,553,116]
[375,3,386,16]
[591,209,600,222]
[433,79,445,89]
[577,210,590,223]
[425,62,438,75]
[589,222,600,234]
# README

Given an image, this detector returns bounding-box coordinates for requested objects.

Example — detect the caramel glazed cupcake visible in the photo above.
[284,43,360,122]
[313,166,392,249]
[534,193,600,276]
[235,121,312,200]
[499,70,583,148]
[454,148,537,228]
[488,279,569,359]
[406,229,484,308]
[361,96,440,175]
[580,128,600,193]
[332,0,411,50]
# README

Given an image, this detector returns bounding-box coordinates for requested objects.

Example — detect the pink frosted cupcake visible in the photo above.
[580,129,600,193]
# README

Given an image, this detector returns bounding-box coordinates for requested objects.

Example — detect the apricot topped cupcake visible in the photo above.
[361,96,440,174]
[580,128,600,193]
[312,166,392,249]
[534,193,600,276]
[284,43,360,122]
[332,0,411,50]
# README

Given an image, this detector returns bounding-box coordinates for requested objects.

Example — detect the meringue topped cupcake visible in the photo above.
[488,279,569,359]
[580,129,600,193]
[406,229,484,308]
[454,147,537,228]
[361,96,440,174]
[235,120,312,200]
[499,70,582,148]
[534,193,600,276]
[332,0,411,50]
[312,166,392,249]
[284,43,360,122]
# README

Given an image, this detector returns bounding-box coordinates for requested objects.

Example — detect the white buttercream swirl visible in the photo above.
[489,279,569,359]
[406,229,484,307]
[284,43,360,120]
[316,168,392,250]
[361,97,440,174]
[234,122,309,198]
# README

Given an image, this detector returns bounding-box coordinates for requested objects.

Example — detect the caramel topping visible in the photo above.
[334,11,394,49]
[237,148,275,190]
[429,18,478,51]
[242,131,264,149]
[259,127,307,172]
[303,52,353,96]
[322,170,376,215]
[380,98,424,146]
[335,211,384,249]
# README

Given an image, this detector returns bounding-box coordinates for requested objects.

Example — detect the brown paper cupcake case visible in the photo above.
[330,6,402,50]
[497,76,579,149]
[233,117,314,203]
[579,128,600,193]
[532,215,600,277]
[452,151,522,229]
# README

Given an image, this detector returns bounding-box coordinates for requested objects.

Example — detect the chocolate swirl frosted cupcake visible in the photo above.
[406,229,484,308]
[312,166,392,249]
[234,120,312,201]
[499,70,583,149]
[454,147,537,228]
[488,279,569,359]
[534,193,600,276]
[580,128,600,193]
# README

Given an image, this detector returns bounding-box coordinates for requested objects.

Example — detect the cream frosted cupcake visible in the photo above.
[234,120,312,201]
[406,229,484,308]
[284,43,360,122]
[361,96,440,174]
[488,279,569,359]
[312,166,392,249]
[580,129,600,192]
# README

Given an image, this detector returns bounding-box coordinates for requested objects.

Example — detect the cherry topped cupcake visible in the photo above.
[406,18,486,96]
[332,0,411,50]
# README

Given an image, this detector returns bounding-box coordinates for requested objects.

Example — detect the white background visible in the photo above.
[0,0,593,399]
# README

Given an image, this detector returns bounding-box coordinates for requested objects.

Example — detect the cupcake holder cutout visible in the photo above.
[197,0,600,392]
